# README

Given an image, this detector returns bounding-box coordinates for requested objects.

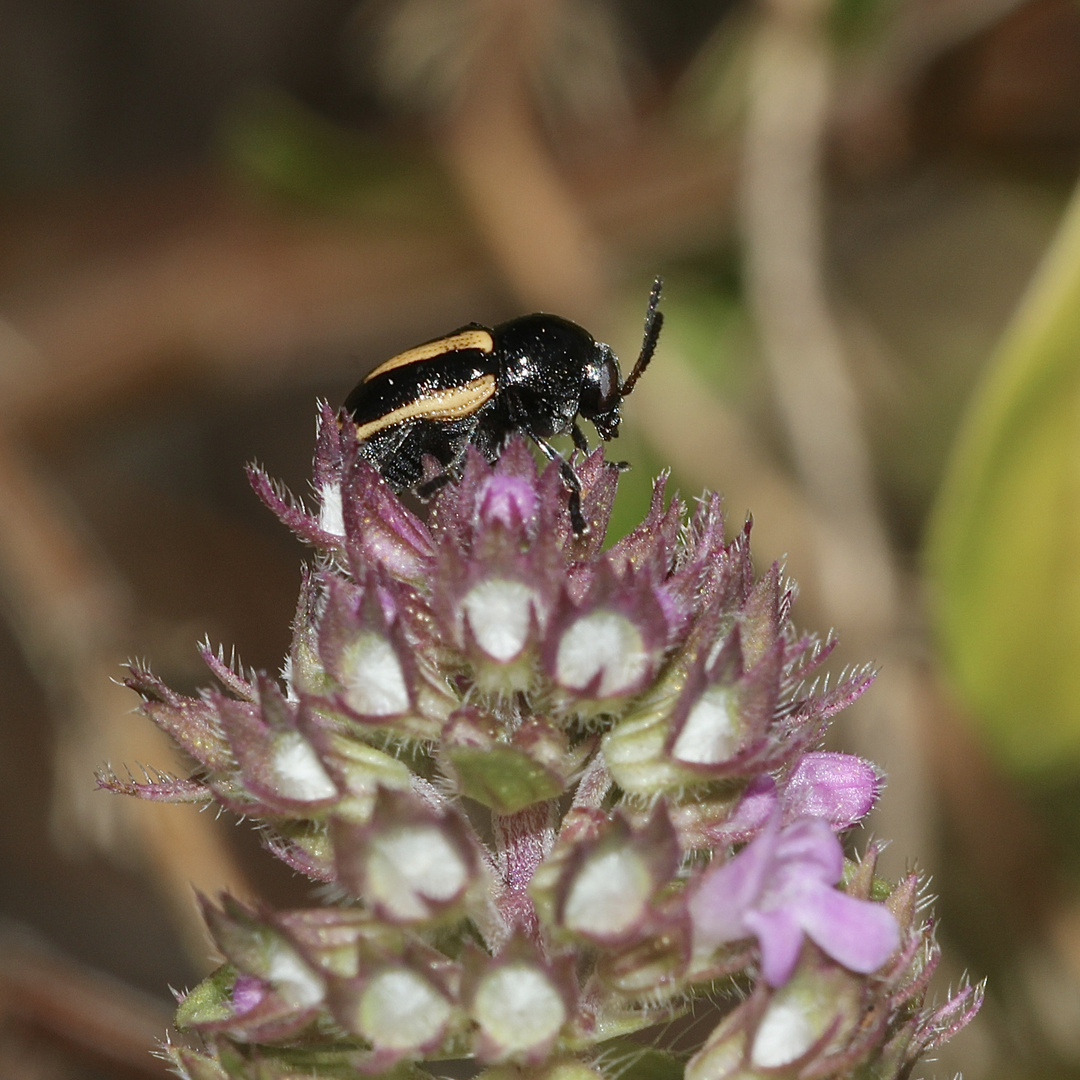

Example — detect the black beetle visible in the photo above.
[342,277,663,533]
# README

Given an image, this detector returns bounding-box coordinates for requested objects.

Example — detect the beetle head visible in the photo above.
[579,344,622,441]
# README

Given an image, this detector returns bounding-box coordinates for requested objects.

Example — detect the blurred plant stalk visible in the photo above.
[740,0,929,879]
[0,919,175,1077]
[437,0,609,323]
[441,0,608,321]
[0,422,251,962]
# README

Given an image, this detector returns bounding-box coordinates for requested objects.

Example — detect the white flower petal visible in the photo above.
[270,731,337,801]
[463,579,538,661]
[319,481,345,537]
[563,848,651,938]
[672,685,743,765]
[341,632,409,715]
[556,610,648,697]
[750,972,851,1069]
[367,824,469,920]
[473,963,565,1052]
[267,943,324,1008]
[359,968,451,1050]
[751,994,817,1068]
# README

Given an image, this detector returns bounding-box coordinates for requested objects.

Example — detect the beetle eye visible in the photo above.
[597,354,622,409]
[597,359,614,403]
[579,349,620,420]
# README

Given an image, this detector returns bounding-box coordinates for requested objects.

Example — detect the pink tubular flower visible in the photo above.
[689,816,900,986]
[707,750,882,847]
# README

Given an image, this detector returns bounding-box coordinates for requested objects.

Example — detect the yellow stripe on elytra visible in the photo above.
[355,375,497,439]
[365,329,494,382]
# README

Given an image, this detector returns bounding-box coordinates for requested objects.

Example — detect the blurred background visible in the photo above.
[3,0,1080,1075]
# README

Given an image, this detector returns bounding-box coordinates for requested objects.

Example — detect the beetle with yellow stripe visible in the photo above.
[343,278,663,534]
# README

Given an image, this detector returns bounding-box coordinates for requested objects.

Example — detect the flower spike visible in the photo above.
[104,412,978,1080]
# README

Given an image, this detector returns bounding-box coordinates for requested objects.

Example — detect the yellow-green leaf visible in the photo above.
[927,177,1080,776]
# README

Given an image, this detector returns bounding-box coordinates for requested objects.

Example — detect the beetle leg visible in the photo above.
[415,414,484,501]
[566,486,588,535]
[441,415,482,474]
[357,419,413,458]
[581,422,629,477]
[506,393,588,530]
[355,421,420,489]
[531,434,588,535]
[416,472,454,500]
[504,389,536,443]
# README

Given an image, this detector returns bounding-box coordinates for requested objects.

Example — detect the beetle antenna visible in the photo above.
[621,276,664,397]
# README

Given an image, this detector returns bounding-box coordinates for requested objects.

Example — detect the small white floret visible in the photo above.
[359,968,451,1050]
[318,481,345,537]
[556,610,648,697]
[672,685,742,765]
[367,825,468,920]
[342,632,409,716]
[751,992,818,1068]
[473,963,565,1051]
[563,848,651,938]
[267,943,325,1008]
[462,579,537,661]
[270,731,337,802]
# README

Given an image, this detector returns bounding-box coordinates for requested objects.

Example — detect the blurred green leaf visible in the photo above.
[927,178,1080,777]
[614,1047,686,1080]
[217,88,458,224]
[659,262,754,400]
[828,0,897,48]
[672,8,752,138]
